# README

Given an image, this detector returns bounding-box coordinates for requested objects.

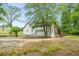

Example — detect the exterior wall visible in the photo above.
[50,26,58,37]
[23,24,44,36]
[34,27,45,36]
[51,27,55,37]
[23,24,34,35]
[23,24,56,37]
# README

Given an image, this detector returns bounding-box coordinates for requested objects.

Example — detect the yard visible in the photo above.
[0,29,22,37]
[0,36,79,56]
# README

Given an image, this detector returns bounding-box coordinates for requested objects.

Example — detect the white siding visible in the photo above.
[51,26,55,37]
[34,27,44,36]
[23,25,44,36]
[23,24,34,35]
[23,24,56,37]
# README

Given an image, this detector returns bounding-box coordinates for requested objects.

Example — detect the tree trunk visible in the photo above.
[56,27,64,37]
[9,23,12,28]
[43,26,48,37]
[49,26,51,37]
[15,32,18,37]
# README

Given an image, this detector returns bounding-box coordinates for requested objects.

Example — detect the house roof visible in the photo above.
[22,15,34,30]
[22,22,28,31]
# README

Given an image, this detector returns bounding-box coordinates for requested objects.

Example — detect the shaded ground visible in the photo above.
[0,37,79,56]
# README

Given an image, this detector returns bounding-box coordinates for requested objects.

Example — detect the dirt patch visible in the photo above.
[0,38,64,50]
[0,37,79,56]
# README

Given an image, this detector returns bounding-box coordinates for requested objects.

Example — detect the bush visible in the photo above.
[10,26,21,37]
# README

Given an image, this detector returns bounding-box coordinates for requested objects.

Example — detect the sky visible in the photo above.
[6,3,26,28]
[2,3,61,28]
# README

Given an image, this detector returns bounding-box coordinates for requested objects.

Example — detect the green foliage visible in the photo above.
[0,3,6,21]
[1,3,79,36]
[70,4,79,33]
[3,4,21,28]
[61,11,71,33]
[25,4,60,37]
[25,4,56,25]
[61,4,79,34]
[10,26,21,37]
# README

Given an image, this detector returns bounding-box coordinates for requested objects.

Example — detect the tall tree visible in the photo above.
[0,3,6,21]
[3,4,21,28]
[60,4,75,34]
[25,3,59,37]
[70,4,79,34]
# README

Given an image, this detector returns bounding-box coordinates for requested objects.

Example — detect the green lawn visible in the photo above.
[65,35,79,40]
[0,29,9,34]
[0,29,22,37]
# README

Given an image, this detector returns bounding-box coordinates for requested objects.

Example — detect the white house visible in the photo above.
[23,23,57,37]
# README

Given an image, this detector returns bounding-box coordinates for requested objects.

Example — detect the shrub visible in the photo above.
[9,26,21,37]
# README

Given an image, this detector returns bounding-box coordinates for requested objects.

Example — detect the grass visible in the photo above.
[0,42,60,56]
[0,29,22,37]
[0,29,9,34]
[47,46,61,52]
[65,35,79,41]
[0,29,11,37]
[0,38,79,56]
[0,35,79,55]
[0,41,64,56]
[40,45,62,55]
